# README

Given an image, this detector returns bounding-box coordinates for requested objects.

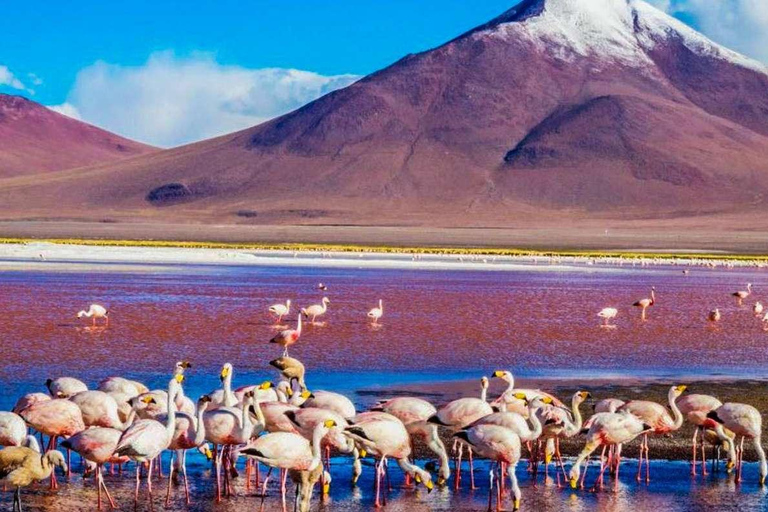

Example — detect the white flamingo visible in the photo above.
[269,300,291,323]
[633,287,656,320]
[301,297,330,323]
[707,309,721,323]
[754,302,764,317]
[77,304,109,326]
[367,300,384,324]
[597,308,618,326]
[709,402,766,484]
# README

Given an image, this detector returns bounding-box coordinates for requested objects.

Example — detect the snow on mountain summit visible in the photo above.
[478,0,767,74]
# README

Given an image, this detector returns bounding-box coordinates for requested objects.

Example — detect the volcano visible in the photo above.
[0,94,155,178]
[2,0,768,232]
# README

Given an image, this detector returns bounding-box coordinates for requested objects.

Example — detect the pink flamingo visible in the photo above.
[618,385,686,482]
[677,393,723,476]
[270,315,302,356]
[633,287,656,320]
[61,428,128,509]
[18,398,85,488]
[708,402,766,484]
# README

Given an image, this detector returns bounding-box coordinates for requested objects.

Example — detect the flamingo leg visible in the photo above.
[134,464,141,505]
[98,465,117,509]
[182,451,191,505]
[469,448,477,490]
[691,427,698,476]
[374,459,382,508]
[487,464,495,512]
[48,435,58,489]
[701,432,708,476]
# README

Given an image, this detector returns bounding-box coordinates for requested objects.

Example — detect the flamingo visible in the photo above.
[569,410,652,490]
[302,390,356,420]
[61,428,127,509]
[270,356,307,391]
[114,376,182,505]
[317,283,327,291]
[367,300,384,324]
[242,419,338,511]
[597,308,618,326]
[754,302,764,317]
[344,415,434,507]
[371,396,451,485]
[70,390,135,430]
[592,398,625,414]
[203,390,264,501]
[677,394,723,476]
[270,315,302,356]
[269,299,291,324]
[12,393,50,415]
[301,297,330,323]
[618,385,687,482]
[490,370,564,415]
[732,283,752,305]
[18,398,85,487]
[707,309,721,323]
[46,377,87,398]
[538,391,591,480]
[453,424,523,511]
[98,376,148,397]
[633,287,656,320]
[77,304,109,326]
[208,363,239,408]
[0,413,33,448]
[428,377,492,489]
[164,395,212,505]
[708,402,766,484]
[0,447,67,512]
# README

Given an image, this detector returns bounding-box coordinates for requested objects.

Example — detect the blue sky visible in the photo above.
[1,1,766,147]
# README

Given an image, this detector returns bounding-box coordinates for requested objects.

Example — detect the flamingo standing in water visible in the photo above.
[633,287,655,320]
[454,424,523,511]
[569,410,652,490]
[707,309,721,323]
[677,394,724,476]
[270,316,302,356]
[428,377,492,490]
[732,283,752,306]
[46,377,87,398]
[114,376,182,505]
[61,428,127,509]
[708,402,767,484]
[754,302,764,317]
[269,300,291,324]
[597,308,618,326]
[618,385,687,483]
[367,300,384,324]
[77,304,109,326]
[0,447,67,512]
[18,398,85,488]
[301,297,330,323]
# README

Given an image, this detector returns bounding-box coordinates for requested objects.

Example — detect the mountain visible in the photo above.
[0,94,155,178]
[2,0,768,230]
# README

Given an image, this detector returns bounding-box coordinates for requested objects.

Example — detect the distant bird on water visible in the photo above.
[707,309,721,323]
[77,304,109,326]
[597,307,618,326]
[732,283,752,306]
[269,299,291,324]
[317,283,327,291]
[754,302,764,317]
[633,287,655,320]
[270,315,302,356]
[367,299,384,324]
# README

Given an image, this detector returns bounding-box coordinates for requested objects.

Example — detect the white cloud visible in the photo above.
[649,0,768,63]
[48,102,82,120]
[57,51,360,148]
[0,65,27,91]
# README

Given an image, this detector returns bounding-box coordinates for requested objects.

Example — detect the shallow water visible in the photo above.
[1,258,768,510]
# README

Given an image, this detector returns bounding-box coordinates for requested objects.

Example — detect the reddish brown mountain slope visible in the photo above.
[1,0,768,228]
[0,94,155,178]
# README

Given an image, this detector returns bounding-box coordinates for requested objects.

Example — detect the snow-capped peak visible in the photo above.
[478,0,768,75]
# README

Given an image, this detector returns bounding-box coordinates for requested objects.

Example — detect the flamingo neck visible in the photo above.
[397,458,426,481]
[193,402,208,447]
[668,389,683,430]
[566,396,584,436]
[165,383,177,442]
[121,408,137,431]
[526,404,543,441]
[310,424,328,470]
[296,315,302,334]
[379,300,383,311]
[223,372,235,407]
[480,385,487,402]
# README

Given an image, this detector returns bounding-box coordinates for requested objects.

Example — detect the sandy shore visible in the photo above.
[360,377,768,462]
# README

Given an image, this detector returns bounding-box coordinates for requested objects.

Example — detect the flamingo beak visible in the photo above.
[323,482,330,494]
[570,477,578,489]
[205,447,213,460]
